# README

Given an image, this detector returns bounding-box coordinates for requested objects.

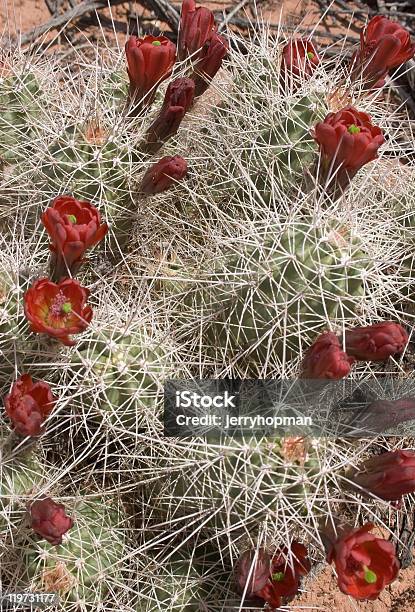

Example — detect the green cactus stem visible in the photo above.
[24,497,125,606]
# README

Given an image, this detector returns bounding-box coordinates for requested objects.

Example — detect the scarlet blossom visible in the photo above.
[30,498,73,546]
[178,0,216,62]
[255,542,311,609]
[313,106,384,191]
[302,332,355,379]
[282,39,320,80]
[191,32,228,97]
[140,155,188,194]
[144,78,195,154]
[352,16,415,88]
[235,548,271,597]
[344,321,408,361]
[354,449,415,502]
[357,398,415,435]
[125,35,176,113]
[41,195,108,281]
[4,374,56,437]
[24,278,92,347]
[327,523,399,600]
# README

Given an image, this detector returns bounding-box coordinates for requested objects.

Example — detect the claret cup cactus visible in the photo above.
[68,324,170,430]
[1,0,415,609]
[164,220,370,365]
[22,496,126,608]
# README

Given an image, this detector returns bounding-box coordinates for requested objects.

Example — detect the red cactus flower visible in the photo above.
[24,278,92,347]
[255,542,311,609]
[191,32,228,97]
[4,374,56,437]
[140,155,188,194]
[282,39,320,80]
[313,106,384,191]
[354,449,415,502]
[41,195,108,281]
[30,498,73,545]
[352,16,415,88]
[178,0,216,62]
[235,548,271,597]
[144,78,195,154]
[344,321,408,361]
[125,35,176,113]
[302,332,355,379]
[327,523,399,600]
[357,398,415,435]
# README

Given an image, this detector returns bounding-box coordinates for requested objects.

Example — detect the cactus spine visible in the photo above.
[23,497,125,607]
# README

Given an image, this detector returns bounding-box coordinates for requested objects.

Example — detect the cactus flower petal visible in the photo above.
[352,16,415,88]
[353,449,415,502]
[144,78,195,153]
[41,195,108,281]
[302,332,355,379]
[30,498,73,546]
[343,321,408,361]
[140,155,188,194]
[327,523,399,600]
[282,39,320,80]
[24,278,93,346]
[313,106,384,191]
[4,374,56,437]
[191,32,228,97]
[125,35,176,113]
[178,0,216,62]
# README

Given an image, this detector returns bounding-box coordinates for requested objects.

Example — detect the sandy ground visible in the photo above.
[0,0,413,610]
[294,563,415,611]
[0,0,319,38]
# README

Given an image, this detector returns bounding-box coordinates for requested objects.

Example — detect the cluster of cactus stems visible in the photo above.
[0,0,415,609]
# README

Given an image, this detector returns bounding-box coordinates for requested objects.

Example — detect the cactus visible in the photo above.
[23,496,125,608]
[0,264,29,386]
[135,547,219,611]
[149,434,318,535]
[162,220,370,365]
[38,119,130,205]
[218,93,327,204]
[0,69,42,165]
[67,326,169,430]
[1,10,415,611]
[0,430,45,535]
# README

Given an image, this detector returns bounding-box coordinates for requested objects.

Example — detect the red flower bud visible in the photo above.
[4,374,56,437]
[354,449,415,502]
[302,332,355,379]
[140,155,188,195]
[144,78,195,154]
[327,523,399,600]
[313,106,384,191]
[352,16,415,89]
[344,321,408,361]
[282,39,320,80]
[30,498,73,545]
[41,195,108,281]
[235,548,271,597]
[191,32,228,97]
[355,398,415,435]
[24,278,92,347]
[178,0,216,62]
[255,542,311,608]
[125,35,176,113]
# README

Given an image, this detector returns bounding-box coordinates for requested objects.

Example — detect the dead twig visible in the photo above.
[217,0,251,33]
[17,0,126,47]
[135,0,180,32]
